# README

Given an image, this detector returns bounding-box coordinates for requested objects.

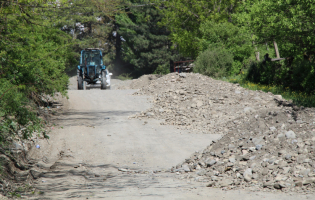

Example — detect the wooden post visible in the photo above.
[255,52,260,61]
[273,40,280,59]
[252,41,260,61]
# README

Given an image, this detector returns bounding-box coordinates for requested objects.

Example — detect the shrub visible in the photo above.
[193,47,234,78]
[153,64,170,75]
[197,21,253,69]
[245,59,315,94]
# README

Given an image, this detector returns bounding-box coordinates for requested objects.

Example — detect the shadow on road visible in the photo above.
[29,159,167,199]
[54,110,139,127]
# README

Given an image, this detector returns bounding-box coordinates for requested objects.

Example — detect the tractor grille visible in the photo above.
[88,66,95,79]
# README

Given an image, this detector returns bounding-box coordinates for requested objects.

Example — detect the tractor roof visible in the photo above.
[83,48,103,51]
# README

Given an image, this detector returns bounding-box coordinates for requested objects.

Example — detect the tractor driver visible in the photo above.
[84,52,100,65]
[84,53,90,65]
[91,52,100,65]
[91,54,97,63]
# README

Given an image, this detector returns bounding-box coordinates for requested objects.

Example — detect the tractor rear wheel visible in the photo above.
[78,76,83,90]
[101,71,107,90]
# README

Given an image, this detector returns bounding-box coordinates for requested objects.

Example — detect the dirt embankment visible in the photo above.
[128,72,315,193]
[0,94,69,198]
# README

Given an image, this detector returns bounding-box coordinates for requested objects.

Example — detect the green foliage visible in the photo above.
[158,0,239,58]
[235,0,315,58]
[193,47,234,78]
[55,0,122,52]
[116,1,176,75]
[153,64,170,75]
[197,21,253,74]
[0,1,76,146]
[0,0,124,148]
[246,60,315,94]
[9,192,22,198]
[7,184,33,198]
[229,77,315,108]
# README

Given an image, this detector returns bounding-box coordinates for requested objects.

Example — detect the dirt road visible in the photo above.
[29,78,311,199]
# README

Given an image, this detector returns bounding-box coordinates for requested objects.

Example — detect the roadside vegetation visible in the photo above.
[228,77,315,108]
[0,0,74,170]
[155,0,315,107]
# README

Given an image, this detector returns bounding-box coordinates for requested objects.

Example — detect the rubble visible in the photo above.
[128,72,315,192]
[116,74,162,90]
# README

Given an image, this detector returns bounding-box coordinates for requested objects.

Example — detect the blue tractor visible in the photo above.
[77,48,112,90]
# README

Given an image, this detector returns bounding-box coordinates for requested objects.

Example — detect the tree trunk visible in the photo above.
[115,24,121,63]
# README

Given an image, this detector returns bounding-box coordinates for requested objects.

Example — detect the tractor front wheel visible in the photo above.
[101,71,107,90]
[78,75,83,90]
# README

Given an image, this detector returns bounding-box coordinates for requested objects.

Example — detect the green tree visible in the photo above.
[0,0,76,142]
[116,1,176,75]
[45,0,125,66]
[234,0,315,93]
[235,0,315,59]
[193,47,234,78]
[157,0,239,58]
[197,20,253,74]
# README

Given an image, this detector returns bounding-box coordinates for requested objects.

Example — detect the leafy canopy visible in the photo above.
[157,0,239,58]
[235,0,315,58]
[116,1,175,75]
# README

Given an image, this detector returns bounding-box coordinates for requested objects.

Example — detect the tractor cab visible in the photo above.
[77,48,111,90]
[82,50,102,67]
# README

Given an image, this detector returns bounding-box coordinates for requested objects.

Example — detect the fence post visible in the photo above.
[273,40,280,59]
[255,52,260,61]
[253,41,260,61]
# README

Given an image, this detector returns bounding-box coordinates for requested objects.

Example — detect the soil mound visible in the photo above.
[132,72,315,192]
[116,74,162,90]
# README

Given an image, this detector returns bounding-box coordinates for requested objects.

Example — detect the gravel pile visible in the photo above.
[116,74,162,90]
[133,73,279,134]
[131,72,315,192]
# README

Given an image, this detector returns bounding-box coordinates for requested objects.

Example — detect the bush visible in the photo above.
[193,47,234,78]
[153,64,170,75]
[0,11,76,147]
[246,60,315,94]
[197,21,253,68]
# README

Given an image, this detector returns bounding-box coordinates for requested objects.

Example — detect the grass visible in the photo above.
[7,184,34,198]
[227,75,315,107]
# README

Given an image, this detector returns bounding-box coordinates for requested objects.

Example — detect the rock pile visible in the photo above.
[176,108,315,192]
[116,74,162,90]
[133,72,280,134]
[131,72,315,192]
